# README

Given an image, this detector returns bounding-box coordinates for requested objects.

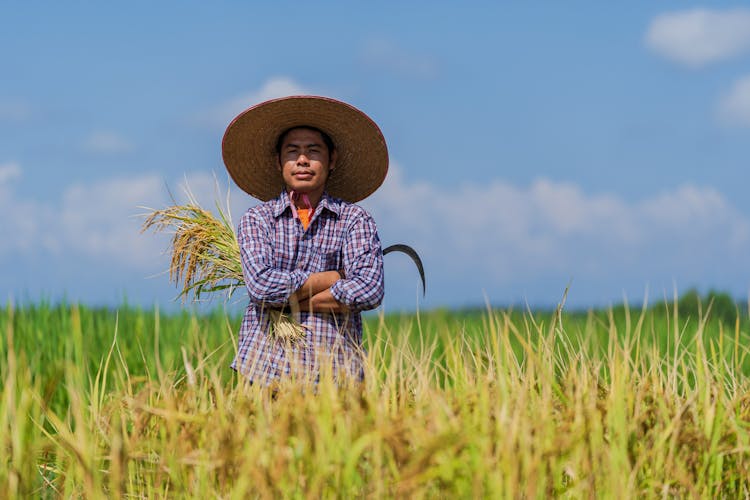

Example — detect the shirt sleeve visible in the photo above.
[238,210,309,306]
[329,211,384,311]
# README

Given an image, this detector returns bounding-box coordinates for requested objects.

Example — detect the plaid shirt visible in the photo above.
[231,190,384,384]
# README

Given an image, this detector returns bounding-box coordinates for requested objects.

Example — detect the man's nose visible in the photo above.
[296,153,309,165]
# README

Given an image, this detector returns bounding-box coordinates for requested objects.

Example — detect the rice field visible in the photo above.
[2,294,750,498]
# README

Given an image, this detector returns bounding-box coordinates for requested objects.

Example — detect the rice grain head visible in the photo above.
[141,189,244,303]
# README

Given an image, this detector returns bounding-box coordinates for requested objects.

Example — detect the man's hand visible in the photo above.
[298,289,350,314]
[290,270,341,302]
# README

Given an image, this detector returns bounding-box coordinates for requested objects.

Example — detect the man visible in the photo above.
[222,95,388,385]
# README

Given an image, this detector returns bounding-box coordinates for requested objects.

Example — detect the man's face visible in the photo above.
[278,128,336,197]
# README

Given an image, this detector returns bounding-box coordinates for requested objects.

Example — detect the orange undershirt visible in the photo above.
[297,208,312,230]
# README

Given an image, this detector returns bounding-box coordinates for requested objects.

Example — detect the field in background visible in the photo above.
[2,293,750,497]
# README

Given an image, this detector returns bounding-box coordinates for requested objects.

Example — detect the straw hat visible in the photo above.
[222,95,389,202]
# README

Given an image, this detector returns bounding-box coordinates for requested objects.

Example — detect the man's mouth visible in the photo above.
[293,172,313,180]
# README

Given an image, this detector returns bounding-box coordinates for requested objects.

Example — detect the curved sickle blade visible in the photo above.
[382,244,426,296]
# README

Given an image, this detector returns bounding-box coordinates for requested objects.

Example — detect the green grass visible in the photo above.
[2,297,750,497]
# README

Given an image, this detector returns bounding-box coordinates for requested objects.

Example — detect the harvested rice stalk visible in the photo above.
[141,196,244,302]
[267,309,310,343]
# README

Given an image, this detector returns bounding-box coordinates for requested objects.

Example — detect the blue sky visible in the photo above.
[2,2,750,312]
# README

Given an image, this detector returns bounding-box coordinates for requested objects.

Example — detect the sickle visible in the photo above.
[382,244,426,296]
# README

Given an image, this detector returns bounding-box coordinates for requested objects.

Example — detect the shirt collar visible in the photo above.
[271,190,342,218]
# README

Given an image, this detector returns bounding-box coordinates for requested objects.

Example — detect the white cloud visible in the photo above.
[645,8,750,68]
[0,167,256,268]
[54,172,256,268]
[1,172,165,261]
[241,77,311,105]
[0,162,21,185]
[717,75,750,126]
[363,166,750,295]
[59,174,165,266]
[360,38,438,79]
[197,76,311,128]
[82,130,134,154]
[0,163,45,253]
[2,163,749,307]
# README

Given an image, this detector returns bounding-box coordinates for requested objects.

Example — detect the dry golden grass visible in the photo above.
[3,301,750,497]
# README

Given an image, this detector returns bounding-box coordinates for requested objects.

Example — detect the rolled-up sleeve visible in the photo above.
[329,212,384,311]
[238,211,309,305]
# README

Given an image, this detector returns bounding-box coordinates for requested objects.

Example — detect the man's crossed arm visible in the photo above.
[289,271,349,313]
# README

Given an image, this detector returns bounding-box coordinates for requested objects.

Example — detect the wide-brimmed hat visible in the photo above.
[222,95,389,202]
